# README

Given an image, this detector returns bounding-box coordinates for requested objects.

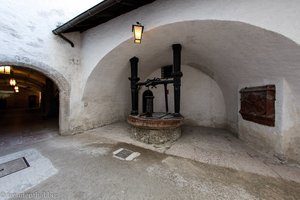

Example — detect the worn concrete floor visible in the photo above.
[0,109,58,151]
[87,123,300,183]
[0,110,300,200]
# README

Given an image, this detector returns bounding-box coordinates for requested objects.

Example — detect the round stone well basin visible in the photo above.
[127,113,184,144]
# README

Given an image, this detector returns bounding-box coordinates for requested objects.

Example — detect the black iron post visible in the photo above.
[164,83,169,113]
[172,44,183,117]
[129,57,140,115]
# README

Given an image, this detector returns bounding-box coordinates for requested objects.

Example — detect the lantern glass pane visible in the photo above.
[4,66,11,74]
[0,66,4,74]
[133,26,143,40]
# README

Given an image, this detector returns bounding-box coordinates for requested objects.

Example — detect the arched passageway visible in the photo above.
[0,54,71,133]
[0,66,61,149]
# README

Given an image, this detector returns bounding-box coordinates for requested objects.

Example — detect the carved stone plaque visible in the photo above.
[239,85,275,126]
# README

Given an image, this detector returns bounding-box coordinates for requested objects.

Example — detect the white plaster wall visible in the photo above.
[281,80,300,162]
[1,0,299,161]
[0,0,100,134]
[140,65,226,128]
[78,0,300,130]
[80,0,300,77]
[238,79,284,155]
[238,79,300,161]
[82,20,300,128]
[0,0,99,80]
[79,1,300,161]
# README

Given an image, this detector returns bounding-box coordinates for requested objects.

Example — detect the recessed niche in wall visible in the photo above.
[161,65,173,79]
[239,85,275,126]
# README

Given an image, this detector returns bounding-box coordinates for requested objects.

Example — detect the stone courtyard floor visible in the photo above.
[0,117,300,199]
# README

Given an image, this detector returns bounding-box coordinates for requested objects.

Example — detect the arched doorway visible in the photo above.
[0,54,71,135]
[0,66,61,149]
[142,89,154,113]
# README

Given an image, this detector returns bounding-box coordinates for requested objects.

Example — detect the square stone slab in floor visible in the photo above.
[0,157,30,178]
[113,148,140,161]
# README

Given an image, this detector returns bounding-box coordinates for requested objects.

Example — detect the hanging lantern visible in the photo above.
[132,22,144,44]
[5,66,11,74]
[14,86,19,93]
[0,66,11,74]
[9,78,16,86]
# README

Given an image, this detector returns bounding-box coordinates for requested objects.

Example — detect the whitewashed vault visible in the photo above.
[0,0,299,162]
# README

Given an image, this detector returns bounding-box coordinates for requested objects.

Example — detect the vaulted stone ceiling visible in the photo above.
[0,66,46,92]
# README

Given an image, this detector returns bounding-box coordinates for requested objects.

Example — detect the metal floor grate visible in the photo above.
[0,157,30,178]
[113,148,140,161]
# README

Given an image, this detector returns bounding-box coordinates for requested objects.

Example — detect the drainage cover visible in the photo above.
[0,157,30,178]
[113,148,140,161]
